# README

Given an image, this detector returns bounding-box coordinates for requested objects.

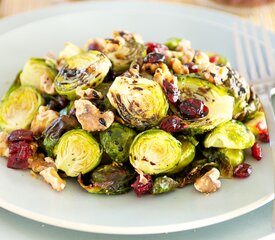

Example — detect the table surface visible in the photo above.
[0,0,274,239]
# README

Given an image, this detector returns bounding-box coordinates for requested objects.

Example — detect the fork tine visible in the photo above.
[241,21,258,81]
[259,15,275,77]
[251,22,269,79]
[233,22,249,81]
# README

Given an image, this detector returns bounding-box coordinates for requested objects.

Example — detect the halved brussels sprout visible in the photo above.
[99,122,137,163]
[176,75,234,135]
[20,58,58,90]
[129,129,194,175]
[43,115,80,157]
[104,31,145,75]
[204,120,255,149]
[202,148,244,178]
[54,51,111,100]
[152,176,179,195]
[0,86,43,132]
[107,76,169,130]
[58,42,84,62]
[54,129,102,177]
[78,163,135,195]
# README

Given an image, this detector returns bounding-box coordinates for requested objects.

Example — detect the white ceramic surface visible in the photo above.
[0,0,274,235]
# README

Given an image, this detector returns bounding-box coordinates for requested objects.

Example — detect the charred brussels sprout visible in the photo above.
[99,123,137,163]
[176,75,234,135]
[43,115,80,157]
[54,129,102,177]
[104,31,145,75]
[107,76,169,130]
[152,176,178,195]
[0,86,43,132]
[204,120,255,149]
[129,129,194,175]
[202,148,244,178]
[54,51,111,100]
[20,58,58,91]
[78,163,135,195]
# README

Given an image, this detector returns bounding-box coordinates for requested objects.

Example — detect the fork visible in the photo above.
[233,18,275,232]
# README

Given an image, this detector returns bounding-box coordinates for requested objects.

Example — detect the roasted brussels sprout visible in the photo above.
[129,129,195,175]
[43,115,80,157]
[20,58,58,91]
[202,148,244,178]
[0,86,43,132]
[176,75,234,135]
[99,123,137,163]
[204,120,255,149]
[54,51,111,100]
[58,42,84,62]
[54,129,102,177]
[152,176,178,195]
[107,75,169,130]
[104,31,145,75]
[78,163,135,195]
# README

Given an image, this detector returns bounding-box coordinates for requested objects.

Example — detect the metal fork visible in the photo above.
[233,19,275,232]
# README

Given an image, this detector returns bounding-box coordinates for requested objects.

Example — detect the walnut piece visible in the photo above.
[194,168,221,193]
[75,99,114,132]
[40,167,66,192]
[30,106,59,136]
[0,131,9,157]
[76,87,103,100]
[40,73,56,94]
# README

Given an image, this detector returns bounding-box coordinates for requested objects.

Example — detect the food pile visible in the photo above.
[0,31,269,196]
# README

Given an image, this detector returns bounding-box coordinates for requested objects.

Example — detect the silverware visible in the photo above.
[233,18,275,232]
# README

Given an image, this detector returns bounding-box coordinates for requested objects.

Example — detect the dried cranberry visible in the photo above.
[131,174,153,197]
[209,55,219,64]
[255,121,267,134]
[184,62,198,73]
[146,42,168,54]
[251,142,262,160]
[159,116,187,133]
[258,132,270,143]
[7,141,33,169]
[8,130,33,142]
[233,163,252,178]
[162,80,180,104]
[179,98,209,119]
[144,52,165,64]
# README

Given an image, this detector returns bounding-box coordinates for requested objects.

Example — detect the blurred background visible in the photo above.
[0,0,274,31]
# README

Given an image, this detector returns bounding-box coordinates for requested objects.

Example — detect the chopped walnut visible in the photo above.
[29,153,53,173]
[76,87,103,100]
[170,58,189,74]
[40,73,56,94]
[0,131,9,157]
[30,106,59,136]
[75,99,114,132]
[86,38,106,52]
[153,63,178,87]
[201,64,229,85]
[40,167,66,192]
[194,51,210,66]
[194,168,221,193]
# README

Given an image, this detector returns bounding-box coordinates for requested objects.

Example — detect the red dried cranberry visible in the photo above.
[8,130,33,142]
[131,174,153,197]
[162,80,180,104]
[233,163,252,178]
[209,55,219,64]
[159,116,187,133]
[258,132,270,143]
[144,52,165,64]
[255,121,267,134]
[179,98,209,119]
[184,62,198,73]
[146,42,168,54]
[251,142,262,160]
[7,141,33,169]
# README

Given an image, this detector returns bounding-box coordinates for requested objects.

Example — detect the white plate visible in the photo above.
[0,0,274,235]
